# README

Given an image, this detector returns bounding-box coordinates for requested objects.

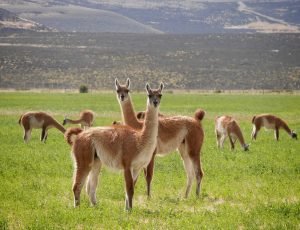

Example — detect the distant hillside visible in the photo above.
[0,0,299,33]
[0,8,53,32]
[0,32,299,91]
[104,1,300,33]
[0,2,163,33]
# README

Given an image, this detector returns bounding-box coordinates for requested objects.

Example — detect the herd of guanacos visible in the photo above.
[18,79,297,210]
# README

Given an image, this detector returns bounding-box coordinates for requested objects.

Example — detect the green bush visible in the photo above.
[214,89,222,93]
[79,85,88,93]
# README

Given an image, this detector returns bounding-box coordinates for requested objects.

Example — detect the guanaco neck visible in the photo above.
[119,94,143,129]
[235,128,246,148]
[140,103,159,149]
[279,119,292,135]
[65,119,83,124]
[52,119,66,134]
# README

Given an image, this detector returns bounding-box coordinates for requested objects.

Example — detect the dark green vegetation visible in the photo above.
[0,32,300,90]
[79,85,88,93]
[0,92,299,228]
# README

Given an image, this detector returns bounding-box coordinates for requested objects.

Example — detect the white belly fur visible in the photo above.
[262,117,275,130]
[131,145,156,170]
[93,140,123,171]
[29,116,44,129]
[157,129,187,156]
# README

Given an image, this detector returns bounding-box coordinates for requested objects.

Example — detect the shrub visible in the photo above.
[79,85,88,93]
[214,89,222,94]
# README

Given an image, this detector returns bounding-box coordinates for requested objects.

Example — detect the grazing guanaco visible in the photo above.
[252,114,297,141]
[18,112,66,143]
[65,83,163,210]
[63,110,94,129]
[115,78,205,198]
[215,115,249,151]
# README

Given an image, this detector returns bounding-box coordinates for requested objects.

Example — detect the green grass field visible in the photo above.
[0,92,299,229]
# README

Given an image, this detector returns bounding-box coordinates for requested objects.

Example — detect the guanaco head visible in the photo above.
[243,143,250,151]
[62,117,68,126]
[115,78,130,102]
[291,131,297,140]
[146,82,164,108]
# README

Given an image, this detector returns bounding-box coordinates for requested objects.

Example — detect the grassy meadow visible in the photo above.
[0,91,299,229]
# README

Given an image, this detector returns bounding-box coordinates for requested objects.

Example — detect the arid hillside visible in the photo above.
[0,32,299,91]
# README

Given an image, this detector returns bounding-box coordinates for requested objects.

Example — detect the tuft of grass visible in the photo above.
[0,92,299,228]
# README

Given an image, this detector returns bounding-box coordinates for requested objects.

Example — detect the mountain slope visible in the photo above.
[0,0,299,33]
[224,1,300,33]
[0,3,163,33]
[0,8,52,32]
[106,1,300,33]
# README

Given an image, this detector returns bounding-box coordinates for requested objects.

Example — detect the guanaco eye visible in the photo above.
[117,89,129,94]
[148,95,153,98]
[158,94,162,98]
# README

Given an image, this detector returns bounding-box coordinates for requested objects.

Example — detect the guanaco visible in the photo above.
[65,83,163,210]
[63,110,94,129]
[252,114,297,141]
[18,111,66,143]
[115,78,205,198]
[215,115,249,151]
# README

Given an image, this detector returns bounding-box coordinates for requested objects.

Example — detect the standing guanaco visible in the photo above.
[115,78,205,198]
[65,83,163,210]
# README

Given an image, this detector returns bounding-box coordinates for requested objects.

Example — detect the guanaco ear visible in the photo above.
[126,78,130,89]
[146,83,151,94]
[115,78,120,90]
[159,82,164,92]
